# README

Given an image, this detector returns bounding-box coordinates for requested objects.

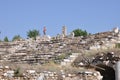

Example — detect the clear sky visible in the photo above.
[0,0,120,40]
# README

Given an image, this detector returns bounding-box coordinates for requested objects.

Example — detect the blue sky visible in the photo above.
[0,0,120,40]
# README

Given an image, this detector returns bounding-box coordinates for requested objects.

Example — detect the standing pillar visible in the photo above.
[116,61,120,80]
[62,26,67,37]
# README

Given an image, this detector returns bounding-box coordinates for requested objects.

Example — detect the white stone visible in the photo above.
[62,75,66,78]
[37,73,45,80]
[113,27,119,33]
[5,66,9,69]
[4,70,14,77]
[79,62,84,66]
[61,62,66,66]
[68,74,72,77]
[64,59,70,62]
[49,73,54,77]
[0,65,3,69]
[95,72,103,80]
[27,70,36,74]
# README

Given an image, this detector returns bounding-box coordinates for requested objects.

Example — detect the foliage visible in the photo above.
[116,43,120,48]
[27,29,40,40]
[54,53,72,64]
[14,68,20,75]
[4,36,9,42]
[73,28,88,37]
[57,54,66,60]
[55,53,72,60]
[12,35,21,41]
[14,68,23,77]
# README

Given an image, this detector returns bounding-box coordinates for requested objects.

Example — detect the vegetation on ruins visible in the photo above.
[27,29,40,40]
[54,53,72,64]
[4,36,9,42]
[12,35,21,41]
[73,28,88,37]
[14,68,23,77]
[115,43,120,48]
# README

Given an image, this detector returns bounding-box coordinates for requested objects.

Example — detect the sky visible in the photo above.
[0,0,120,40]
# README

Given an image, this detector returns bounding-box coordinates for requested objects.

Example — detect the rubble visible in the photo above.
[0,28,120,79]
[0,65,103,80]
[73,50,120,68]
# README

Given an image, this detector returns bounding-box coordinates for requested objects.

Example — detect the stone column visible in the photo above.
[62,26,67,37]
[116,61,120,80]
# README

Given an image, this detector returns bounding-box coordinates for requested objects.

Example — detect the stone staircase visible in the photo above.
[61,53,80,66]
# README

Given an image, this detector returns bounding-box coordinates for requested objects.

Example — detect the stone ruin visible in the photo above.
[0,27,120,80]
[73,50,120,80]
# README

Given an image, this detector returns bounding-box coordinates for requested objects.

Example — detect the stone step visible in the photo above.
[61,53,80,66]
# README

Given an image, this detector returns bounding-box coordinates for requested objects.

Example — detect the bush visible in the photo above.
[4,36,9,42]
[12,35,21,41]
[73,28,88,37]
[27,29,40,40]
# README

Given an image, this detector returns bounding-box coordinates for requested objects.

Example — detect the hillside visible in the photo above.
[0,28,120,80]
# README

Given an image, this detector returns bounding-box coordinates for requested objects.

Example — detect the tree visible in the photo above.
[73,28,88,37]
[4,36,9,42]
[27,29,40,40]
[12,35,21,41]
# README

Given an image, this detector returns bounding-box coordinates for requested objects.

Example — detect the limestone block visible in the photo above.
[27,70,36,74]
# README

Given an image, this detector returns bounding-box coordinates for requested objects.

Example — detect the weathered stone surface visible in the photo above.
[0,28,120,80]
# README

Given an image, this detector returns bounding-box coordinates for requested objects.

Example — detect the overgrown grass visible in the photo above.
[57,53,72,59]
[14,68,23,77]
[115,43,120,48]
